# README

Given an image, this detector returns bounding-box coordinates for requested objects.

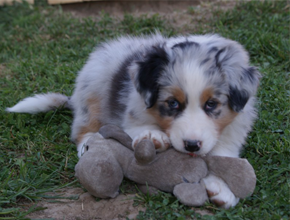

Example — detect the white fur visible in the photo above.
[131,129,170,152]
[6,93,69,114]
[167,60,219,155]
[209,98,257,157]
[203,174,240,209]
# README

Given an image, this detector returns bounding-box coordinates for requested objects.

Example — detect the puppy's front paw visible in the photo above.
[132,130,171,152]
[203,174,239,209]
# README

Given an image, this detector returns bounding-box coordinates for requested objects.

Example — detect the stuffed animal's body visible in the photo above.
[75,125,256,208]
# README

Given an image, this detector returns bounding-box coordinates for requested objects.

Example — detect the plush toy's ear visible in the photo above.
[129,45,169,108]
[215,45,261,112]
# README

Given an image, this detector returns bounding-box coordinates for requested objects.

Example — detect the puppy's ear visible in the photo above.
[215,44,261,112]
[129,45,169,108]
[228,67,261,112]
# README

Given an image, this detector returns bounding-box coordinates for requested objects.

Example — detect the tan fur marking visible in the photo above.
[152,139,162,149]
[76,97,102,143]
[214,107,238,134]
[206,189,218,197]
[200,87,237,134]
[133,140,139,149]
[200,87,214,105]
[212,199,226,207]
[147,106,173,131]
[171,87,186,104]
[147,86,186,132]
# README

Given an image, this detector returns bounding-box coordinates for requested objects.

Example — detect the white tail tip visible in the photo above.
[6,93,70,114]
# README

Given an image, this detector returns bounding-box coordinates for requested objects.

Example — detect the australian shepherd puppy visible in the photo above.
[7,33,260,208]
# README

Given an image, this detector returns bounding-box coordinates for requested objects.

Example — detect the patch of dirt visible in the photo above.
[0,64,6,77]
[61,0,200,17]
[0,64,15,82]
[24,187,145,220]
[62,0,237,33]
[23,187,213,219]
[0,64,10,78]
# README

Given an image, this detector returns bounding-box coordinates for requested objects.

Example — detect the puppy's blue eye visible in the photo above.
[205,100,217,111]
[168,100,179,109]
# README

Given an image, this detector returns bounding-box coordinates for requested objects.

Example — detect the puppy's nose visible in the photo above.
[184,140,202,152]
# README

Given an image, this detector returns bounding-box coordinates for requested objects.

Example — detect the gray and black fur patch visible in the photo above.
[81,106,88,115]
[200,58,211,66]
[229,86,249,112]
[136,45,170,108]
[108,56,133,119]
[208,46,219,54]
[211,110,222,119]
[208,45,261,112]
[172,41,200,50]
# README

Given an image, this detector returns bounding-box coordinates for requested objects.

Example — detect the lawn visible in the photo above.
[0,0,289,219]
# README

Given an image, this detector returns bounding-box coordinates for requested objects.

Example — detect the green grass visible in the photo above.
[0,1,289,219]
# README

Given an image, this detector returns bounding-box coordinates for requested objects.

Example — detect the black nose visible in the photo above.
[184,140,202,152]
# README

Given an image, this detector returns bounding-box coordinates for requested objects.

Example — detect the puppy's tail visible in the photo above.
[6,93,72,114]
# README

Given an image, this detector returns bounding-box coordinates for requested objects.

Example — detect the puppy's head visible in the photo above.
[130,35,260,155]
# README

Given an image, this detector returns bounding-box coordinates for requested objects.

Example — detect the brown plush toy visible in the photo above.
[75,124,256,207]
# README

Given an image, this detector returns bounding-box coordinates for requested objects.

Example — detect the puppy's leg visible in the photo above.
[125,126,171,152]
[72,96,103,158]
[203,174,239,209]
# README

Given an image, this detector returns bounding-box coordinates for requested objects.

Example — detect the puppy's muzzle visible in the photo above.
[184,140,202,152]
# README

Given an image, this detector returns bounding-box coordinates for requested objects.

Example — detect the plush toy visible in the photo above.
[75,125,256,207]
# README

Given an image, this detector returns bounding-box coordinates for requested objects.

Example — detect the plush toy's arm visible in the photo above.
[99,124,157,165]
[203,156,256,198]
[201,156,256,209]
[99,124,133,150]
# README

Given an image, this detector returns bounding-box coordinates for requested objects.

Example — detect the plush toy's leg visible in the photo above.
[173,183,208,207]
[203,174,239,209]
[75,141,124,199]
